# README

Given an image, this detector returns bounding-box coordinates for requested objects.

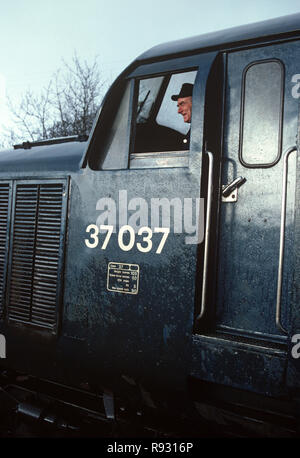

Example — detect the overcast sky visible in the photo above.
[0,0,299,130]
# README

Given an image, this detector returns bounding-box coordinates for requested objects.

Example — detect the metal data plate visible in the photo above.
[107,262,139,294]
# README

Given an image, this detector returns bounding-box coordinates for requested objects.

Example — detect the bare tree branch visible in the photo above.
[4,53,107,146]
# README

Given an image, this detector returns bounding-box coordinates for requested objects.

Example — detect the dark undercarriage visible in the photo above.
[0,369,298,438]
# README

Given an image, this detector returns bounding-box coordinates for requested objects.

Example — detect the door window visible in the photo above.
[239,59,284,167]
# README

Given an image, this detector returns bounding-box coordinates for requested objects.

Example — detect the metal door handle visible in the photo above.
[196,150,214,321]
[222,176,246,197]
[276,145,297,334]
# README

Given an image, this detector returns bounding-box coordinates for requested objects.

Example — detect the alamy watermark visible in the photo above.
[85,190,205,254]
[0,334,5,358]
[291,74,300,99]
[291,334,300,359]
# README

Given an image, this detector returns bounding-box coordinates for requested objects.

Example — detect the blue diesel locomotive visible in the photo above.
[0,13,300,437]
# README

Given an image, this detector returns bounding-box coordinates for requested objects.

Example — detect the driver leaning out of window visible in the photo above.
[171,83,193,148]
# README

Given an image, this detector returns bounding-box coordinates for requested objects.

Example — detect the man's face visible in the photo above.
[177,96,192,123]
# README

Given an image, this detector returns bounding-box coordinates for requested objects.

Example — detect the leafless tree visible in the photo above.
[2,53,107,147]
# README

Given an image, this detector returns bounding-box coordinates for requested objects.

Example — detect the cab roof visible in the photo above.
[137,13,300,62]
[0,137,87,173]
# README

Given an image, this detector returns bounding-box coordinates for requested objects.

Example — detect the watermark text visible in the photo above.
[93,190,204,247]
[0,333,6,358]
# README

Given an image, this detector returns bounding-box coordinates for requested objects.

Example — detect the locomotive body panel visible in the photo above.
[0,13,300,436]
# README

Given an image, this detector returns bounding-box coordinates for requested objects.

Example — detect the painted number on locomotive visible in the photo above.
[85,224,170,254]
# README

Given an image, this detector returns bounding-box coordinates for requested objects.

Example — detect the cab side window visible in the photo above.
[132,71,197,154]
[87,68,197,171]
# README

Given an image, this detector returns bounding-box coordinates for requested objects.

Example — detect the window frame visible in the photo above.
[129,70,198,169]
[86,51,218,171]
[238,58,285,169]
[128,59,199,170]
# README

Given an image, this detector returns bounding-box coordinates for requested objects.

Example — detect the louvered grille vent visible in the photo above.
[0,184,10,315]
[8,182,65,330]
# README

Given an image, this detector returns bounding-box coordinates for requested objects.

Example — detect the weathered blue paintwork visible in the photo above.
[0,140,86,173]
[0,13,300,434]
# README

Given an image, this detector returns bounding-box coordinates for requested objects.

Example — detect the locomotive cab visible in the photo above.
[0,13,300,437]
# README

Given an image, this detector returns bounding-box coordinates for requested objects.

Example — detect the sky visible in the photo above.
[0,0,299,133]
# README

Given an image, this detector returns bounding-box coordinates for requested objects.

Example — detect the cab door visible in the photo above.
[194,40,299,395]
[217,42,299,342]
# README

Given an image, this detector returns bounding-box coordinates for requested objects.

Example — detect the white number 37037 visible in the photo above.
[85,224,169,254]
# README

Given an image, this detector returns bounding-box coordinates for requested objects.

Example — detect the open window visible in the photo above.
[87,65,197,171]
[132,71,197,155]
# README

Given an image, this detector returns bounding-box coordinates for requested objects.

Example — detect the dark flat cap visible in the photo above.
[171,83,193,101]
